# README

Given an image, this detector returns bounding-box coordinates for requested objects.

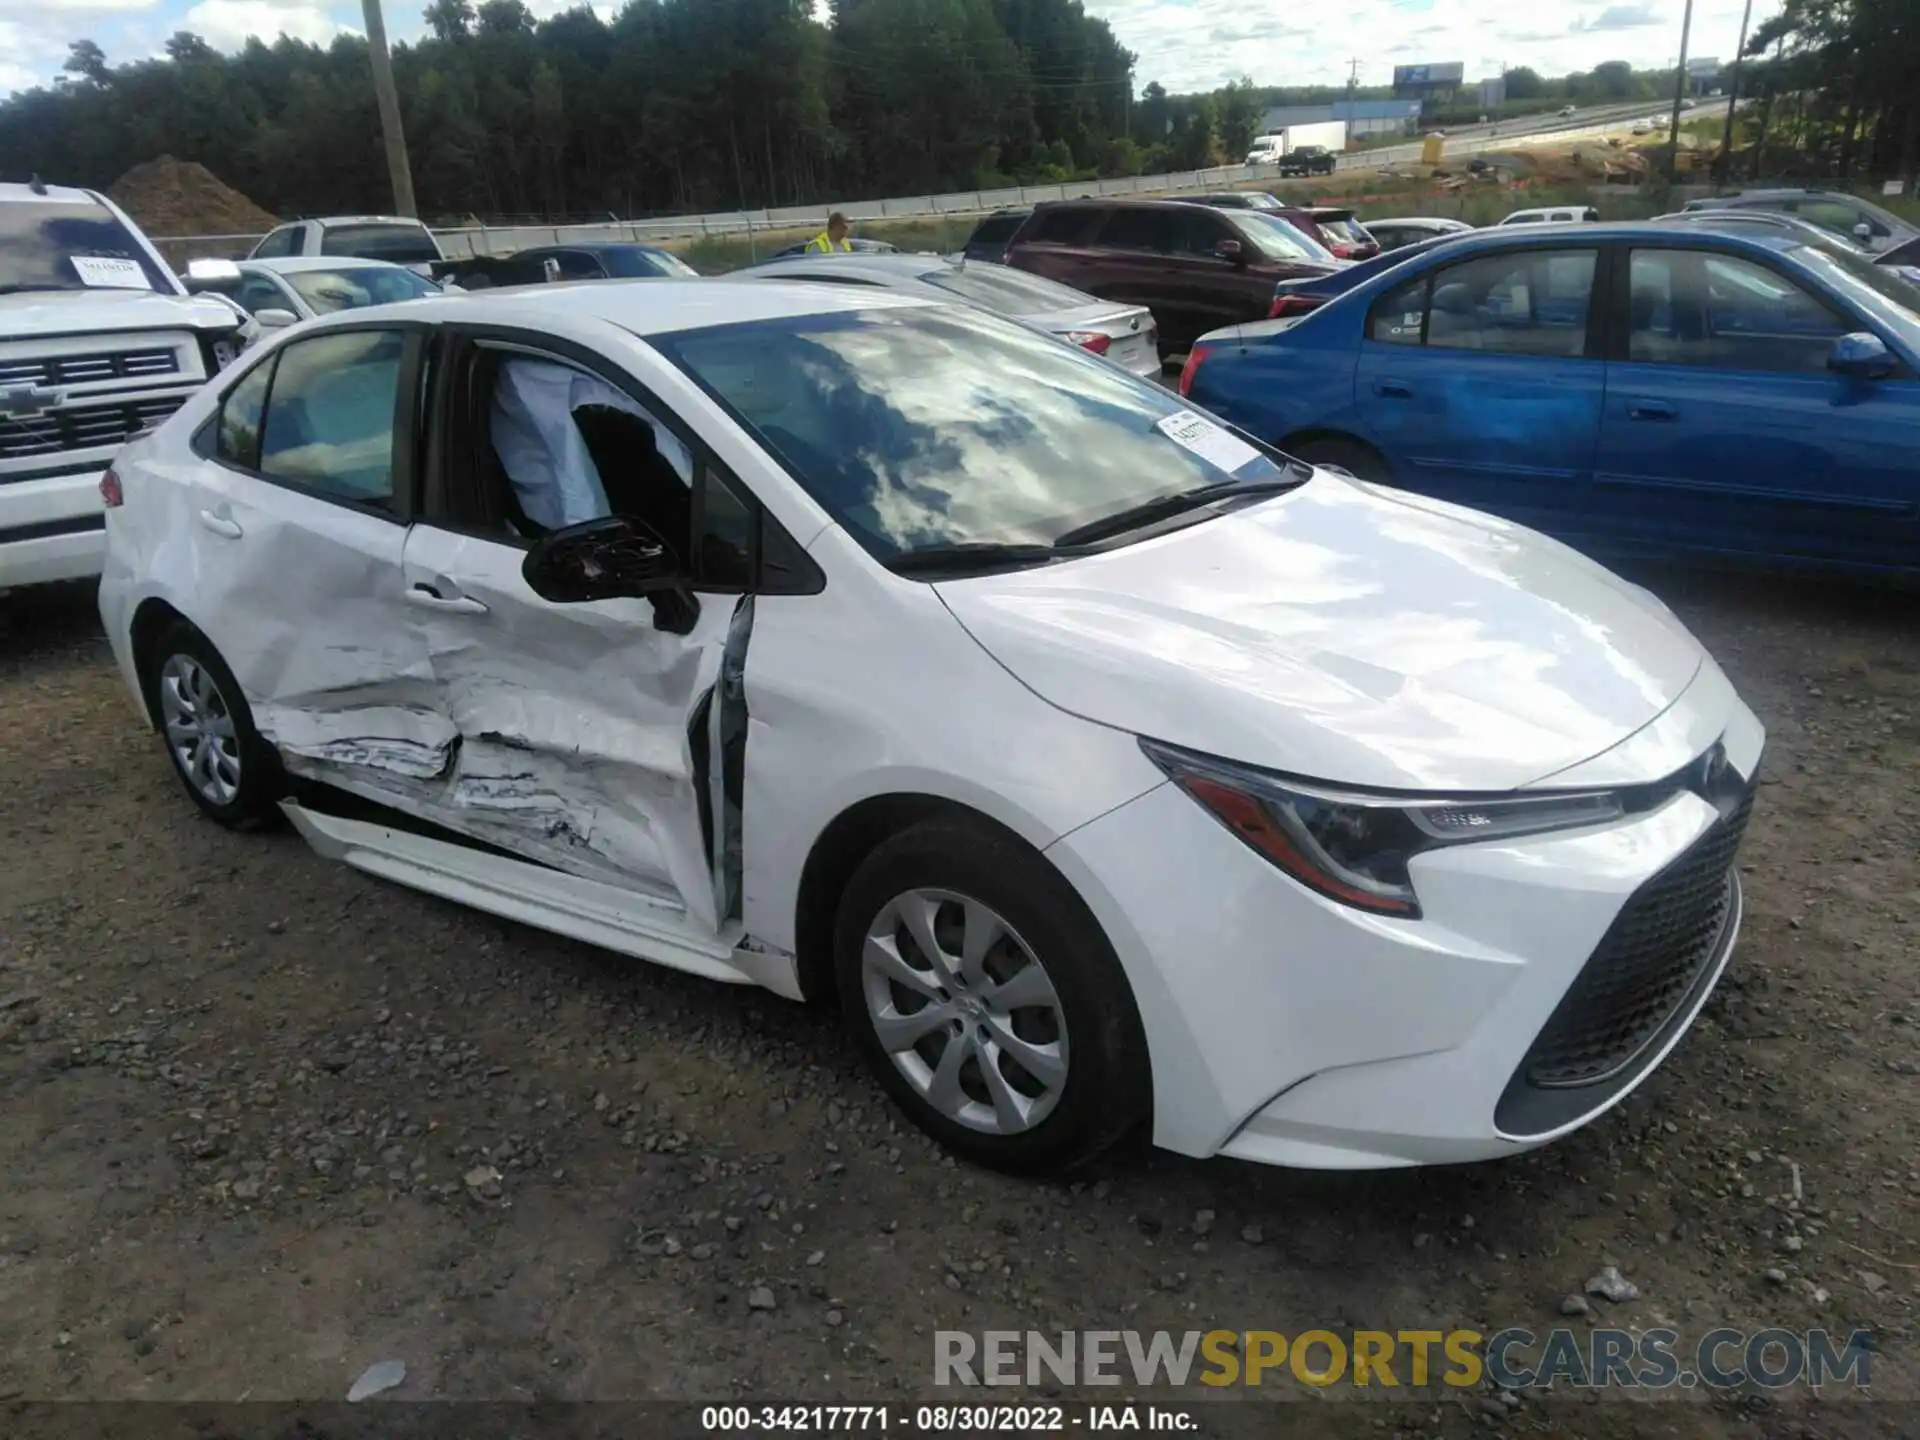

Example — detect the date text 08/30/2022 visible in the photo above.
[701,1406,1197,1432]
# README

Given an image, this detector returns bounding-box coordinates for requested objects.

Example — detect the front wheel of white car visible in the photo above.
[146,620,284,830]
[834,818,1149,1174]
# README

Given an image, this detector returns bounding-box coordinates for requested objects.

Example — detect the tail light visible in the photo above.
[1268,293,1324,320]
[1066,331,1111,355]
[1177,346,1209,397]
[100,467,124,508]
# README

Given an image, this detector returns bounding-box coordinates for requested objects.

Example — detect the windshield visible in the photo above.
[968,213,1028,246]
[916,263,1097,314]
[318,223,440,265]
[284,265,439,314]
[1231,211,1336,264]
[1315,215,1369,246]
[655,305,1294,562]
[1795,244,1920,346]
[0,199,175,295]
[606,247,699,278]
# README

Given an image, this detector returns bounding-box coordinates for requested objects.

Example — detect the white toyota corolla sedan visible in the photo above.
[97,280,1763,1175]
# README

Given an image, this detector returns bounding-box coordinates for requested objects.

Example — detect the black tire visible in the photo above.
[143,619,285,830]
[1285,435,1395,485]
[833,818,1150,1175]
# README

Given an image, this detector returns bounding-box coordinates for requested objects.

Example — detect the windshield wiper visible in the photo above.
[885,541,1089,577]
[1051,475,1304,548]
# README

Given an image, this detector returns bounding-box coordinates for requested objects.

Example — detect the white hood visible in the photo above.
[0,288,243,338]
[935,475,1706,792]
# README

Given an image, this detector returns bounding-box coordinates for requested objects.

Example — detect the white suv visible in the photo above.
[1,180,248,593]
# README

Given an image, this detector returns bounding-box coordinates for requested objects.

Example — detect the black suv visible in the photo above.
[1277,146,1337,177]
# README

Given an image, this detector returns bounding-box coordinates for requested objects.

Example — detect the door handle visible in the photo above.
[1627,400,1677,421]
[197,509,242,539]
[405,584,488,615]
[1372,378,1412,399]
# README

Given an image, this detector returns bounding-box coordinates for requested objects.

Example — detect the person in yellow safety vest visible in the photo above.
[804,212,853,254]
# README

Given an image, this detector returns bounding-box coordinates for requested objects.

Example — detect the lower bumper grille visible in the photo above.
[1522,790,1753,1090]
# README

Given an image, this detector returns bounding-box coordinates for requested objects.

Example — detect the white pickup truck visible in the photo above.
[2,180,250,594]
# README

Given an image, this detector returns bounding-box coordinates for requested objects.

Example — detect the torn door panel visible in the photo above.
[396,523,744,934]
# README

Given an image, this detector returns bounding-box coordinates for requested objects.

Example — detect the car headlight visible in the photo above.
[1140,739,1626,919]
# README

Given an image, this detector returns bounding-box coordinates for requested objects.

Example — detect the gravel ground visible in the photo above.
[0,568,1915,1438]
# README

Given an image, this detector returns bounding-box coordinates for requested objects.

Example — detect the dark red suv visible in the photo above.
[1002,200,1340,352]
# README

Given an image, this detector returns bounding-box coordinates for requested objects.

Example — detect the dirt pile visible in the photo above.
[107,156,279,239]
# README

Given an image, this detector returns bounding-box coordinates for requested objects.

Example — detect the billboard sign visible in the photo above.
[1393,62,1465,87]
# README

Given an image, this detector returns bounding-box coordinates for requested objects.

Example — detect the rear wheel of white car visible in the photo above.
[1288,436,1394,485]
[834,818,1149,1174]
[146,620,284,830]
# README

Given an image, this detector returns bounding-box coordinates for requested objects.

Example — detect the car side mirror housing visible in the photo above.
[1829,331,1895,380]
[254,307,298,329]
[1216,238,1246,266]
[521,514,700,630]
[1853,221,1874,243]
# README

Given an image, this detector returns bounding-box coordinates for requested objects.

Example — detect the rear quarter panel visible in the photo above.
[1187,308,1365,446]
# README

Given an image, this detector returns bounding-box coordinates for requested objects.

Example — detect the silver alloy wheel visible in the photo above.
[158,653,242,807]
[861,888,1069,1135]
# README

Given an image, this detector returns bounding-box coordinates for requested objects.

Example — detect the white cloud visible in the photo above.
[1088,0,1777,92]
[176,0,345,49]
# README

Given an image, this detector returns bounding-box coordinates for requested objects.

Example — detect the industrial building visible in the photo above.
[1258,98,1425,140]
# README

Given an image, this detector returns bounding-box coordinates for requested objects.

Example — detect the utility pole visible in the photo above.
[361,0,417,218]
[1718,0,1755,185]
[1665,0,1695,183]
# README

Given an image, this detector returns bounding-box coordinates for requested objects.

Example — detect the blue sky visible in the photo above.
[2,0,1778,101]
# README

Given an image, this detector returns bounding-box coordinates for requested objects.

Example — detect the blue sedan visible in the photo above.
[1182,223,1920,575]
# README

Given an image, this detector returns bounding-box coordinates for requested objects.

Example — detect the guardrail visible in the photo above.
[154,99,1729,262]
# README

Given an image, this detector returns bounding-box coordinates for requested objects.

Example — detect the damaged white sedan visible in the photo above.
[100,279,1763,1175]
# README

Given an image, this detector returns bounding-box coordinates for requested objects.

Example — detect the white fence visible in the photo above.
[155,98,1728,261]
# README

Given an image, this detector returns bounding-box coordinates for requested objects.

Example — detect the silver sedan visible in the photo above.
[183,255,444,344]
[741,252,1162,378]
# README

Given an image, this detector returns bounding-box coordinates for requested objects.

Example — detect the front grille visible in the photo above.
[0,393,189,460]
[1522,789,1753,1089]
[0,347,181,388]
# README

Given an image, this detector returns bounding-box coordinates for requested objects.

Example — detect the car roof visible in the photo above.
[302,215,430,229]
[1402,221,1804,255]
[747,252,945,279]
[245,255,422,275]
[0,181,107,207]
[322,276,934,335]
[517,241,672,257]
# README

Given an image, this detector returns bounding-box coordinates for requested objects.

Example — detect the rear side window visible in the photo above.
[1368,273,1429,345]
[968,213,1027,247]
[1023,208,1100,245]
[215,357,274,469]
[259,330,406,508]
[251,225,300,258]
[1425,250,1596,356]
[318,223,440,265]
[1097,209,1178,253]
[1366,249,1597,357]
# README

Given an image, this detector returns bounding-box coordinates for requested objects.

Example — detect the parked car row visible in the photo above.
[1179,221,1920,575]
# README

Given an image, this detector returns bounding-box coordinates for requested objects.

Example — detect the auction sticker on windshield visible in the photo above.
[1155,408,1262,475]
[71,256,152,289]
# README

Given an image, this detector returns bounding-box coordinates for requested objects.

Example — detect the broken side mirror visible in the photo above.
[521,514,700,631]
